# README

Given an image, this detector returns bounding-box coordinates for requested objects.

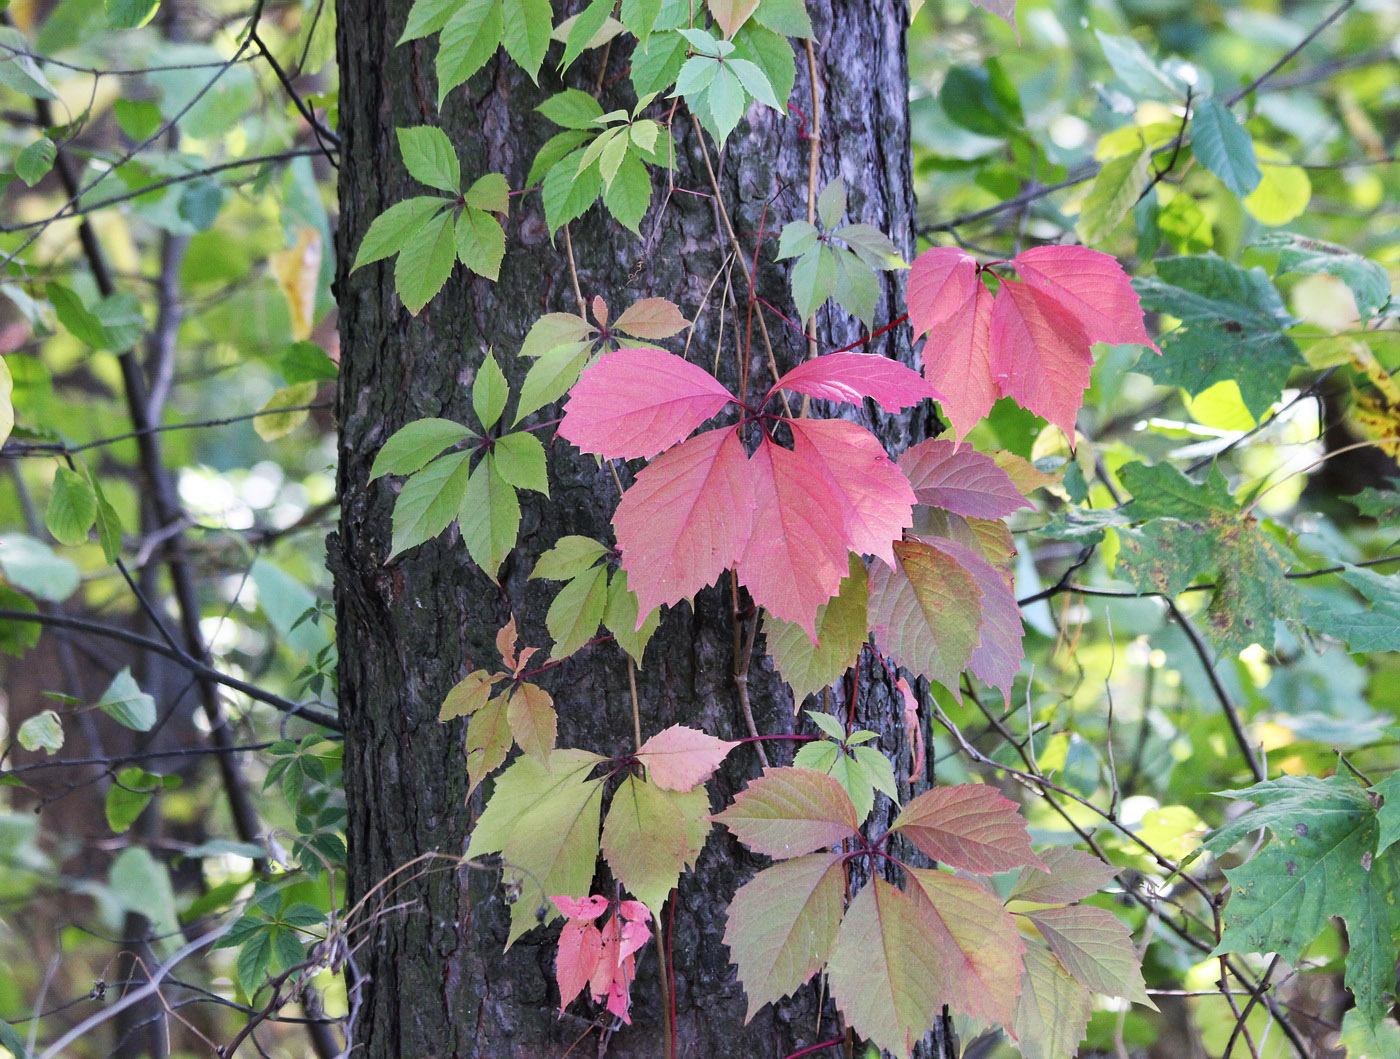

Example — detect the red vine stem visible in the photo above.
[782,1036,845,1058]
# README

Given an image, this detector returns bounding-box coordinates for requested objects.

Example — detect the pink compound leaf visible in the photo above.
[770,352,942,413]
[1011,245,1158,352]
[989,280,1094,440]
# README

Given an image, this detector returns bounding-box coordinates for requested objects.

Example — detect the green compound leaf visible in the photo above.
[500,0,554,82]
[603,568,660,664]
[546,562,609,659]
[397,126,461,193]
[389,450,471,557]
[1133,254,1303,418]
[472,351,509,431]
[371,418,474,479]
[394,208,458,314]
[601,774,691,915]
[1190,96,1261,196]
[352,196,447,271]
[458,454,521,581]
[455,206,506,281]
[437,0,505,103]
[492,431,550,495]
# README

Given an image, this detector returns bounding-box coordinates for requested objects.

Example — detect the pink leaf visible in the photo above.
[614,426,755,618]
[898,439,1032,519]
[787,417,915,568]
[737,435,850,639]
[712,767,862,859]
[552,894,609,921]
[1012,245,1157,352]
[908,249,997,441]
[890,783,1046,874]
[556,919,604,1011]
[989,279,1094,439]
[558,348,736,460]
[636,724,740,791]
[921,535,1024,701]
[771,353,940,413]
[618,900,652,923]
[907,247,979,337]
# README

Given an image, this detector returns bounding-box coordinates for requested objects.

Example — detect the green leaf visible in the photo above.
[467,748,603,857]
[1255,231,1391,320]
[394,209,458,314]
[531,535,607,581]
[0,533,80,601]
[371,418,473,479]
[753,0,813,36]
[458,455,520,580]
[45,466,97,547]
[827,877,944,1057]
[106,767,177,833]
[236,928,274,996]
[537,89,606,130]
[764,555,867,705]
[722,852,845,1019]
[1302,565,1400,653]
[17,710,63,755]
[439,670,501,721]
[514,341,593,423]
[466,692,513,794]
[472,352,509,431]
[107,0,160,29]
[85,469,123,564]
[630,29,688,97]
[109,847,178,946]
[397,126,461,193]
[602,775,690,914]
[281,341,339,383]
[816,177,846,231]
[604,568,660,664]
[840,224,904,270]
[1026,904,1153,1007]
[0,27,57,99]
[1014,942,1093,1059]
[830,246,881,326]
[98,667,157,732]
[46,282,110,349]
[455,206,506,281]
[776,221,819,261]
[621,0,664,42]
[493,431,550,495]
[500,0,554,81]
[400,0,461,41]
[1190,97,1261,196]
[1203,518,1295,656]
[541,150,602,234]
[704,65,748,142]
[941,64,1019,138]
[546,563,609,659]
[352,196,447,271]
[254,381,319,441]
[790,246,836,320]
[728,57,780,112]
[389,450,472,557]
[437,0,504,103]
[602,149,652,234]
[731,23,796,110]
[559,0,613,70]
[15,137,55,186]
[1133,254,1303,418]
[1076,147,1151,245]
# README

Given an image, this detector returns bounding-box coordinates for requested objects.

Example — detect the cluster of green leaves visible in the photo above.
[531,536,658,662]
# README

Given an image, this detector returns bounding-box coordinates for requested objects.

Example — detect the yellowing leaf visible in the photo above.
[466,692,512,794]
[1026,904,1154,1008]
[438,670,501,721]
[0,356,13,451]
[827,877,943,1058]
[601,775,689,914]
[1015,941,1093,1059]
[254,382,318,441]
[763,555,868,707]
[507,682,556,761]
[270,226,322,341]
[707,0,759,38]
[713,767,860,858]
[723,852,845,1021]
[1244,144,1310,227]
[1009,847,1118,905]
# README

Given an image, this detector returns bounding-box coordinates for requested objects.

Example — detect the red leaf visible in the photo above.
[908,248,996,441]
[712,766,862,858]
[897,439,1031,519]
[559,348,736,460]
[989,280,1093,439]
[614,426,755,617]
[636,724,739,791]
[787,418,914,568]
[555,919,604,1011]
[890,783,1046,874]
[1012,245,1157,352]
[553,894,609,920]
[921,536,1024,701]
[737,435,850,639]
[771,353,940,413]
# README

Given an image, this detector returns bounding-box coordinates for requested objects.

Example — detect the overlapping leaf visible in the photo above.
[890,783,1045,874]
[713,766,861,858]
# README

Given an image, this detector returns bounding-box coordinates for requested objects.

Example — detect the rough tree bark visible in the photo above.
[332,3,946,1055]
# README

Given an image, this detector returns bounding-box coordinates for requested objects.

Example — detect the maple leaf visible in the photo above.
[737,435,850,638]
[768,352,941,413]
[890,783,1045,874]
[712,766,862,858]
[558,347,736,459]
[614,426,754,617]
[897,438,1031,519]
[788,417,915,568]
[722,852,846,1021]
[635,724,738,791]
[827,877,944,1058]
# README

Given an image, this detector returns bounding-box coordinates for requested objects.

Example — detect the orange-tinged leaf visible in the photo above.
[898,438,1031,519]
[723,852,846,1021]
[827,877,944,1058]
[613,297,691,340]
[615,426,755,617]
[601,775,690,914]
[738,435,850,639]
[466,693,512,794]
[496,618,520,671]
[559,348,736,459]
[868,538,984,692]
[905,868,1025,1026]
[771,353,940,414]
[890,783,1045,874]
[438,670,501,721]
[556,918,604,1010]
[898,677,925,783]
[787,417,915,569]
[989,280,1094,439]
[1015,941,1093,1059]
[636,724,738,791]
[712,766,861,858]
[992,450,1063,495]
[1026,904,1154,1007]
[1009,848,1118,906]
[507,682,556,761]
[270,226,322,341]
[1012,244,1157,352]
[707,0,759,37]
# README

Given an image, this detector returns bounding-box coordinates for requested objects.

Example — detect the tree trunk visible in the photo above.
[332,3,943,1055]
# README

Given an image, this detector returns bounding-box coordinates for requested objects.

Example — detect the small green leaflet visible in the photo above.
[45,466,97,547]
[17,710,63,755]
[98,667,157,731]
[764,556,868,705]
[672,29,781,143]
[1077,147,1151,245]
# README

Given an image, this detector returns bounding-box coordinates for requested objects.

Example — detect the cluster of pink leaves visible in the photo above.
[558,349,938,639]
[550,895,653,1024]
[909,244,1157,439]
